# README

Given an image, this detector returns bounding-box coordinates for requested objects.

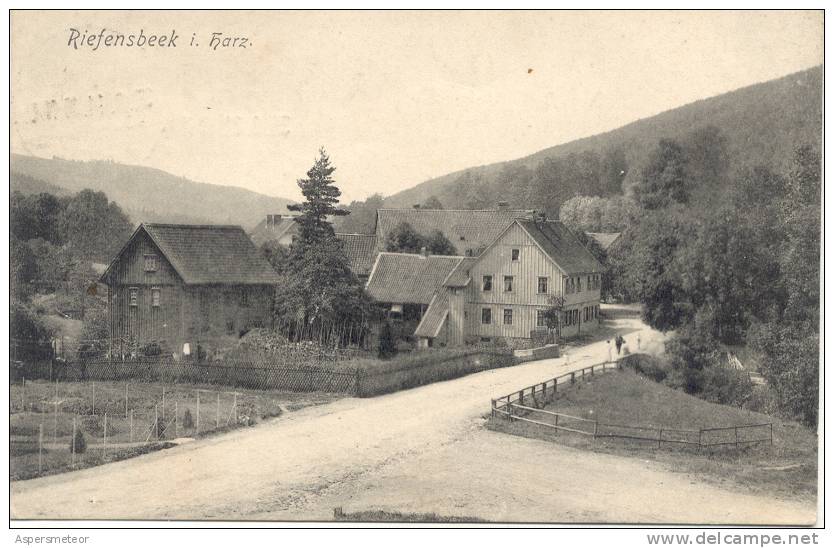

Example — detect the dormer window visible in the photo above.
[144,254,159,272]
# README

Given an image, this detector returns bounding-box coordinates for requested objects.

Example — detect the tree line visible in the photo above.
[562,128,820,427]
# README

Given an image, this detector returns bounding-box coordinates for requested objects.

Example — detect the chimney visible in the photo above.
[413,204,421,209]
[497,201,509,211]
[420,246,429,257]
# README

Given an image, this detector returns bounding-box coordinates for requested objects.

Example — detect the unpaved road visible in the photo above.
[11,313,817,524]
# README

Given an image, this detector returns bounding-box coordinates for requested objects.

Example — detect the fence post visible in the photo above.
[508,402,513,422]
[770,423,773,446]
[175,402,179,438]
[518,390,524,407]
[591,365,594,377]
[216,393,220,429]
[491,399,495,419]
[155,405,159,441]
[554,414,559,434]
[735,427,739,449]
[103,412,108,458]
[196,393,201,434]
[233,393,238,424]
[92,381,95,415]
[130,410,134,443]
[658,428,662,449]
[38,423,44,474]
[21,377,25,412]
[594,421,598,440]
[570,372,575,384]
[72,417,77,466]
[698,429,703,450]
[162,387,166,422]
[53,400,58,446]
[125,383,129,418]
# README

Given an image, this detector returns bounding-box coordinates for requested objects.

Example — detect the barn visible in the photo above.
[100,223,281,359]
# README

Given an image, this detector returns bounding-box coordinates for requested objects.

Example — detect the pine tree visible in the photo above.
[275,149,377,333]
[287,148,349,246]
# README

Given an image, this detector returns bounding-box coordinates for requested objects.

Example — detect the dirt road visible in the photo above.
[11,313,816,524]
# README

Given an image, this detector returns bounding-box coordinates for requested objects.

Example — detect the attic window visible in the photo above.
[151,287,161,307]
[511,249,520,261]
[129,287,138,307]
[144,254,159,272]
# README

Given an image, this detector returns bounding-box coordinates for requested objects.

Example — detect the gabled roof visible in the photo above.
[375,208,535,255]
[249,216,300,247]
[586,232,622,251]
[517,220,603,274]
[414,292,449,338]
[336,233,377,276]
[102,223,282,285]
[365,253,466,304]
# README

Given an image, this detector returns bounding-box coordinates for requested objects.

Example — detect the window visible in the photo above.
[481,308,492,325]
[511,248,520,261]
[503,308,513,325]
[129,287,139,306]
[537,277,548,294]
[226,319,236,335]
[151,287,161,307]
[482,275,493,291]
[576,277,582,292]
[144,254,158,272]
[504,275,514,292]
[240,290,249,307]
[536,310,547,328]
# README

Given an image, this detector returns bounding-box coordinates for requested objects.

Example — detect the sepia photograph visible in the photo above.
[7,8,823,529]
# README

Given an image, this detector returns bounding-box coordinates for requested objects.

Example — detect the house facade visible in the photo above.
[365,218,603,349]
[100,224,280,359]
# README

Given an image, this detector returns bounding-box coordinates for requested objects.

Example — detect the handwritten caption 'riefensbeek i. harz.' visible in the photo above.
[67,29,250,51]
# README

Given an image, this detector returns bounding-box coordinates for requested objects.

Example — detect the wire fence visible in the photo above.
[490,356,774,451]
[10,378,282,481]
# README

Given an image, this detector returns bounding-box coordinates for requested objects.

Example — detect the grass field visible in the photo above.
[487,368,817,503]
[10,379,340,481]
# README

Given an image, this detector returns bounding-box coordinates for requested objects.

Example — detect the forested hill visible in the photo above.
[10,155,295,229]
[383,66,821,215]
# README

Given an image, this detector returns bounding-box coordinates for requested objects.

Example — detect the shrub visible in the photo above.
[141,341,162,357]
[70,430,87,454]
[377,321,397,359]
[182,409,194,429]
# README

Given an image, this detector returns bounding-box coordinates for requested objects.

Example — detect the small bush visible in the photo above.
[377,321,397,359]
[182,409,194,429]
[70,430,87,454]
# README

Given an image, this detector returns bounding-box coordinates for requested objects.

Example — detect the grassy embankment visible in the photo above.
[487,368,817,503]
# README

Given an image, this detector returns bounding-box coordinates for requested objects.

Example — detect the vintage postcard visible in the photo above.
[8,9,823,529]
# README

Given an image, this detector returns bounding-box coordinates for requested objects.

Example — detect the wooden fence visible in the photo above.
[490,357,773,450]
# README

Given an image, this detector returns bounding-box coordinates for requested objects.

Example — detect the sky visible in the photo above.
[10,10,823,203]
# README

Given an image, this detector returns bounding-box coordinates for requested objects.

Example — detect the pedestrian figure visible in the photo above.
[636,333,641,351]
[607,340,612,363]
[615,334,624,355]
[564,350,570,367]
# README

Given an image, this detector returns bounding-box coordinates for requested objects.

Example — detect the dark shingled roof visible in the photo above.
[105,223,282,285]
[518,220,603,274]
[444,257,476,287]
[586,232,622,251]
[375,208,535,255]
[365,253,466,304]
[336,233,377,276]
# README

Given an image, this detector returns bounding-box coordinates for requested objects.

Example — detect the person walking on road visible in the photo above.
[636,333,641,351]
[615,334,624,355]
[607,340,613,363]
